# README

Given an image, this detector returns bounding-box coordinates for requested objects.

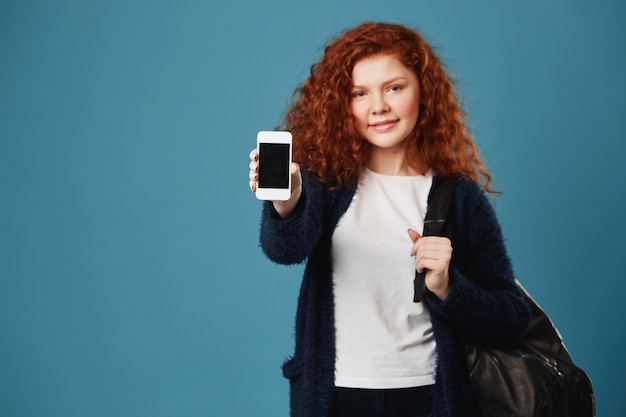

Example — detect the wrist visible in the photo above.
[273,184,302,218]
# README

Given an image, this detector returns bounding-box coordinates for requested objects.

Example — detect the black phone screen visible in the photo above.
[258,143,290,189]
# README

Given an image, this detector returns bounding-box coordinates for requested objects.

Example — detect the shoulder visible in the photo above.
[301,169,357,202]
[301,169,332,195]
[432,175,493,214]
[456,177,493,212]
[434,175,502,240]
[449,176,488,202]
[430,175,491,210]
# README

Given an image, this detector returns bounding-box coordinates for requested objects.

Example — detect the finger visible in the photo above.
[414,237,452,253]
[249,149,259,194]
[414,239,452,265]
[416,257,448,270]
[291,162,302,188]
[408,229,421,256]
[291,162,300,176]
[415,240,452,255]
[249,149,258,162]
[414,248,452,267]
[407,228,421,243]
[415,244,452,271]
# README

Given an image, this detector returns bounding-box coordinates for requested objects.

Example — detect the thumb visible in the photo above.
[291,162,302,189]
[407,228,421,243]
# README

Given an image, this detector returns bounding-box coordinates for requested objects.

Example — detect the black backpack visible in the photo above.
[418,177,595,417]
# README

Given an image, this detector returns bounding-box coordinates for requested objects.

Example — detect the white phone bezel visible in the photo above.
[255,131,293,201]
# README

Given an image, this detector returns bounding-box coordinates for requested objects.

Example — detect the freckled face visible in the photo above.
[350,54,421,153]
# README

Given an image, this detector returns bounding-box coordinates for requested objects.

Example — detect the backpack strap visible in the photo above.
[414,177,460,302]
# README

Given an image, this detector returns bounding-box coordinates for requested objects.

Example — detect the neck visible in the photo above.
[367,147,425,176]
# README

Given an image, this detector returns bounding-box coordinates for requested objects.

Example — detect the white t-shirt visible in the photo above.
[332,168,436,389]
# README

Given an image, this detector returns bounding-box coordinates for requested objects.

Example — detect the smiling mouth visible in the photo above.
[369,119,398,132]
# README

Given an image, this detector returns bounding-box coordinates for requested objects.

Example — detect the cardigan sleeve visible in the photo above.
[259,171,328,265]
[425,178,531,346]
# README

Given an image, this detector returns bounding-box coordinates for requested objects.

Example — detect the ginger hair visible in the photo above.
[279,22,495,193]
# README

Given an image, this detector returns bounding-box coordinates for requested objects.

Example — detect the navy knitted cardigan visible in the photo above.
[260,172,531,417]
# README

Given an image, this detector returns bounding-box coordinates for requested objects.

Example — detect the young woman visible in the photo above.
[248,22,530,417]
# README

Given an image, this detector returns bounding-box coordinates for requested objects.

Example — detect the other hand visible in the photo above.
[408,229,452,300]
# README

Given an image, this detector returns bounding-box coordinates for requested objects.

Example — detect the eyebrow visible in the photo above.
[351,76,409,89]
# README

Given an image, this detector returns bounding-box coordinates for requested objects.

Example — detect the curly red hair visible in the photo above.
[279,22,495,193]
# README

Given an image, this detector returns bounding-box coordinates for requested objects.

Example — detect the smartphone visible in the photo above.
[256,131,293,201]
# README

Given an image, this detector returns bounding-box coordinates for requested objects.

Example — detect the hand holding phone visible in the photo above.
[249,131,302,217]
[253,131,293,201]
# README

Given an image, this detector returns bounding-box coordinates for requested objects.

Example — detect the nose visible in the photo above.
[372,95,389,114]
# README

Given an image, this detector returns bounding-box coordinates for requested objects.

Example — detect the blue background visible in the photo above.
[1,1,624,416]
